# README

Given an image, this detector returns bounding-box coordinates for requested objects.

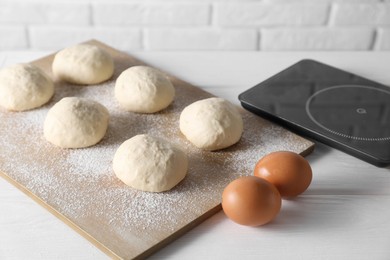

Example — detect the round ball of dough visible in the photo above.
[0,63,54,111]
[115,66,175,113]
[44,97,109,148]
[180,97,243,151]
[113,134,188,192]
[52,44,114,85]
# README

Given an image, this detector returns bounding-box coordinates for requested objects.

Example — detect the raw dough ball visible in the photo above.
[52,44,114,85]
[44,97,109,148]
[0,63,54,111]
[115,66,175,113]
[180,97,243,151]
[113,134,188,192]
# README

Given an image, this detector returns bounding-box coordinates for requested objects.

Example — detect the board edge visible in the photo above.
[0,170,122,260]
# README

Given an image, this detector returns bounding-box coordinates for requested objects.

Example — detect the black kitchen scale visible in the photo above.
[239,59,390,167]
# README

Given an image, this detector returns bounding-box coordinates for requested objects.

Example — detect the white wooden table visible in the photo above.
[1,51,390,260]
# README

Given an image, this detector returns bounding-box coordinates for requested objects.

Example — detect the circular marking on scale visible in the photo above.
[305,85,390,142]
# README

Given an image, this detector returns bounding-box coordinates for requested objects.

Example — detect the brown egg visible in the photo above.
[254,151,312,197]
[222,176,281,226]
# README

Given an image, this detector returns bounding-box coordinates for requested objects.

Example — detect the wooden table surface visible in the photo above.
[1,51,390,260]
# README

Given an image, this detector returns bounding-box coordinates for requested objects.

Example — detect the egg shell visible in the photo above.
[254,151,312,197]
[222,176,281,226]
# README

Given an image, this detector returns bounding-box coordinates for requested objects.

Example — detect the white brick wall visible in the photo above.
[93,3,210,26]
[0,0,389,51]
[145,28,258,50]
[331,3,390,25]
[215,3,329,26]
[0,2,90,25]
[261,28,375,50]
[0,26,27,49]
[376,28,390,50]
[29,27,142,50]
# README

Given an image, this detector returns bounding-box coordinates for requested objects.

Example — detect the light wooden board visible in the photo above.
[0,40,314,259]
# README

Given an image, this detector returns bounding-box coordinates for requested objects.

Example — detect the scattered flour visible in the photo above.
[0,56,313,258]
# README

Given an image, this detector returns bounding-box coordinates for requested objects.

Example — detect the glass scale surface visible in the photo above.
[239,59,390,167]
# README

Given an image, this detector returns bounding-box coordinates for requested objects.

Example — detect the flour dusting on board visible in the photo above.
[0,41,314,259]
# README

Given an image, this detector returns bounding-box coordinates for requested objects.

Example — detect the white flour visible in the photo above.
[0,53,313,258]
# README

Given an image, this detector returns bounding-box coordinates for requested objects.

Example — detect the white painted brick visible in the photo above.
[265,0,380,3]
[216,3,329,26]
[144,28,257,50]
[0,2,90,25]
[0,26,28,50]
[93,3,210,26]
[376,28,390,50]
[332,4,390,26]
[91,0,258,2]
[29,27,141,51]
[45,0,254,1]
[261,28,374,50]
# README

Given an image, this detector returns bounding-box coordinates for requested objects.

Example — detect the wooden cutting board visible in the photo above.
[0,40,314,259]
